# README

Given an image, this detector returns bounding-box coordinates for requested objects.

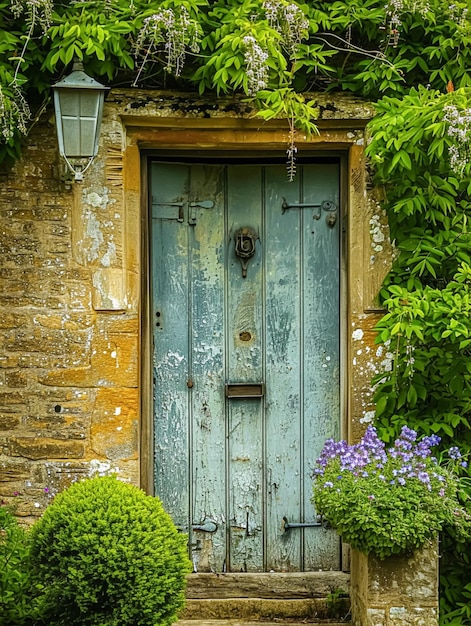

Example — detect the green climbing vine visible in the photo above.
[1,0,471,166]
[366,86,471,624]
[1,0,471,622]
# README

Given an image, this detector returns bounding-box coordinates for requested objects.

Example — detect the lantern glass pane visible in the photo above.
[57,89,102,158]
[59,90,80,116]
[62,119,81,157]
[80,92,100,117]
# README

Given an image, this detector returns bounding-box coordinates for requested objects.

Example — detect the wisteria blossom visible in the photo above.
[385,0,430,20]
[133,7,200,82]
[384,0,430,46]
[243,34,269,96]
[263,0,309,56]
[10,0,53,33]
[0,85,30,141]
[443,103,471,176]
[448,3,469,30]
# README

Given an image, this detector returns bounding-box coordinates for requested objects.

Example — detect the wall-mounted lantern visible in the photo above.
[52,61,109,182]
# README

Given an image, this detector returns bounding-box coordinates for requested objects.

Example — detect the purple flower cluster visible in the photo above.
[315,425,447,492]
[315,425,387,474]
[313,425,470,559]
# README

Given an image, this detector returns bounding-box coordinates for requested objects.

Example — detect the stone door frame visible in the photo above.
[116,107,374,501]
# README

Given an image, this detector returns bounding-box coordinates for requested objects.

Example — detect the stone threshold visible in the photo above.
[176,621,351,625]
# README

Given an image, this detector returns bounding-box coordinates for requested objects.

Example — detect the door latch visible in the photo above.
[189,200,215,225]
[192,519,218,533]
[177,519,218,533]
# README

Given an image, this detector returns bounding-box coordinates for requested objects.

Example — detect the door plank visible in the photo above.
[226,165,264,572]
[189,164,227,572]
[301,163,341,570]
[152,163,191,529]
[264,165,303,571]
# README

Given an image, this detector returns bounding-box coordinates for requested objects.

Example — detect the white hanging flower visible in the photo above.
[134,6,200,80]
[10,0,53,33]
[262,0,309,57]
[0,85,31,140]
[443,103,471,176]
[243,34,269,96]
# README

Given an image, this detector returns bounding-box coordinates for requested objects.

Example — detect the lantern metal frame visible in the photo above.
[52,61,109,182]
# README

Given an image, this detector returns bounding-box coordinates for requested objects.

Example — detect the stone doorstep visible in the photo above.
[185,572,351,600]
[180,572,351,623]
[180,598,350,622]
[175,619,351,626]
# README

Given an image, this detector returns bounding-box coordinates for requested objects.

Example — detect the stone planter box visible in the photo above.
[350,542,439,625]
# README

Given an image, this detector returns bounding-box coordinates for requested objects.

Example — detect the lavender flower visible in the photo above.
[313,424,470,558]
[449,446,462,460]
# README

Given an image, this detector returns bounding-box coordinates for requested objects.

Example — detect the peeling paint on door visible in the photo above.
[152,161,341,573]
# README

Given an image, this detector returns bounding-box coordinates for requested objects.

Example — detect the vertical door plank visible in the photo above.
[264,165,303,571]
[152,163,191,530]
[226,165,264,572]
[302,163,341,570]
[188,164,227,572]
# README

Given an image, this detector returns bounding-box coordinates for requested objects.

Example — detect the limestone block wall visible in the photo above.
[350,544,439,625]
[0,111,139,521]
[0,90,391,522]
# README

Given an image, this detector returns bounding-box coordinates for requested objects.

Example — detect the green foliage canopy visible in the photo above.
[366,85,471,624]
[1,0,471,162]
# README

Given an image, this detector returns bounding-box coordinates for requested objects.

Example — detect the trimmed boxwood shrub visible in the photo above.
[29,475,191,626]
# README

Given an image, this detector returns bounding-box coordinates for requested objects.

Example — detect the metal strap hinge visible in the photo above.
[282,198,337,221]
[282,515,327,531]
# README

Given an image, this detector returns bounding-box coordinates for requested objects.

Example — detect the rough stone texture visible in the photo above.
[350,545,439,626]
[0,95,139,519]
[176,622,349,625]
[181,598,335,621]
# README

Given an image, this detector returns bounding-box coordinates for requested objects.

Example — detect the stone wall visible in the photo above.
[0,104,139,521]
[0,89,390,521]
[350,544,439,625]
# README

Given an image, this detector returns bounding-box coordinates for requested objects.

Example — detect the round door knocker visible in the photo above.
[234,227,259,278]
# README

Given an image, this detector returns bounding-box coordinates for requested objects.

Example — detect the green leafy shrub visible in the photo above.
[313,426,471,559]
[365,84,471,623]
[0,503,42,626]
[29,475,191,626]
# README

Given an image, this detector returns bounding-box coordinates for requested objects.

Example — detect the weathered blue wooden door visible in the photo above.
[151,161,341,572]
